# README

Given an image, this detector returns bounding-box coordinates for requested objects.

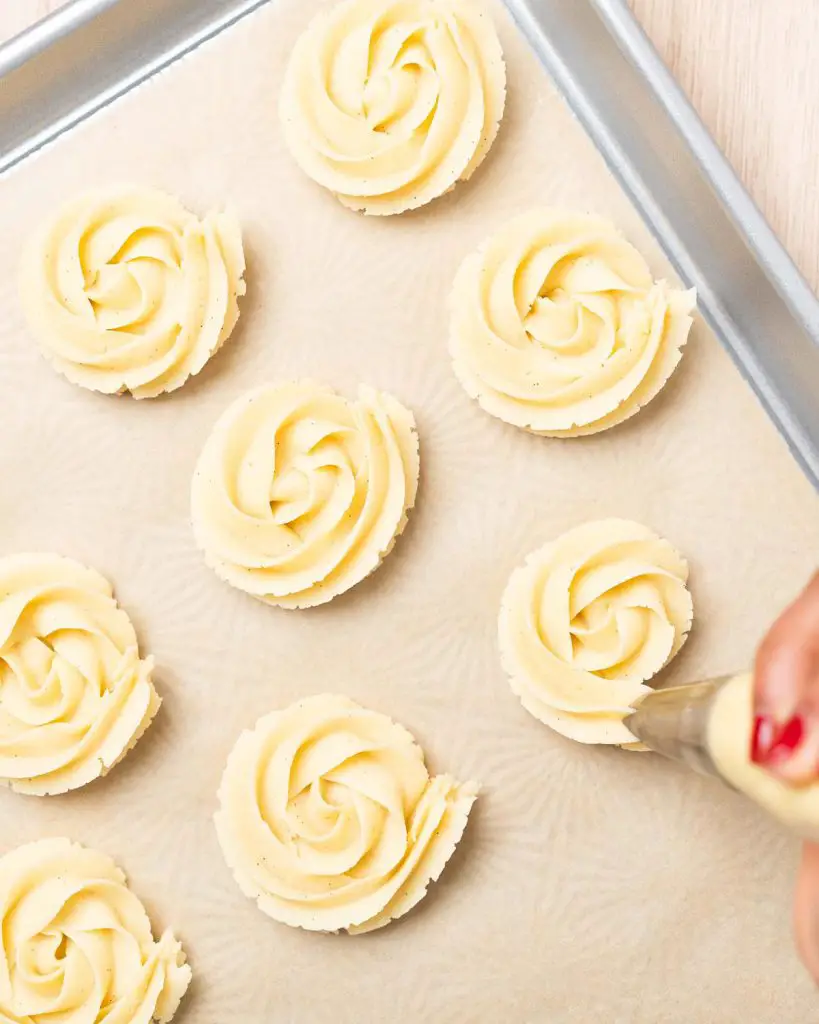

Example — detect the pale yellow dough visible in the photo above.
[499,519,693,746]
[450,209,696,435]
[0,554,159,795]
[279,0,506,215]
[0,839,191,1023]
[215,694,478,933]
[20,186,246,398]
[708,673,819,841]
[191,381,420,608]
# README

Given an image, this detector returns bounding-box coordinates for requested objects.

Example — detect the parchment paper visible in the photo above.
[2,2,819,1020]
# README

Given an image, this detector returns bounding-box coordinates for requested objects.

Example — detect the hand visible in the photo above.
[752,573,819,984]
[752,572,819,782]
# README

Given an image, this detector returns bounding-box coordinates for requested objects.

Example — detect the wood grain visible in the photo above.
[1,0,65,42]
[3,0,819,291]
[628,0,819,292]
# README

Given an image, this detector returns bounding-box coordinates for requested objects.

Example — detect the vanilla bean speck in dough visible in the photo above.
[0,839,191,1023]
[280,0,506,215]
[20,186,246,399]
[191,382,419,608]
[215,694,477,934]
[499,519,692,747]
[0,554,160,796]
[450,209,695,435]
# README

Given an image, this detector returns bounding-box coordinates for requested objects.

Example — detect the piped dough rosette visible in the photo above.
[0,554,159,796]
[0,839,191,1023]
[191,382,420,608]
[215,694,478,933]
[499,520,693,746]
[450,209,696,435]
[279,0,506,215]
[20,186,246,398]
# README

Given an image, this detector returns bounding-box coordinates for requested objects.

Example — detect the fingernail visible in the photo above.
[766,715,806,765]
[751,714,806,766]
[751,715,778,764]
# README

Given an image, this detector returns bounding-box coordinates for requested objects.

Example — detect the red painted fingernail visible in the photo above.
[766,715,806,764]
[751,715,778,764]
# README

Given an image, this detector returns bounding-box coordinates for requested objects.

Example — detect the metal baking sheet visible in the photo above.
[2,0,819,489]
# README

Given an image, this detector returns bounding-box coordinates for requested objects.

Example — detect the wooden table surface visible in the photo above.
[4,0,819,294]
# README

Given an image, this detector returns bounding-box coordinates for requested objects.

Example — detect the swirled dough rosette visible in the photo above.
[215,694,478,933]
[279,0,506,215]
[20,186,246,398]
[0,839,191,1023]
[0,554,159,795]
[450,209,696,435]
[499,520,693,746]
[191,382,420,608]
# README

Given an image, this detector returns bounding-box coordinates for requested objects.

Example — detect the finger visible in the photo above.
[752,574,819,779]
[765,709,819,785]
[794,841,819,985]
[754,572,819,719]
[754,628,819,723]
[752,648,819,783]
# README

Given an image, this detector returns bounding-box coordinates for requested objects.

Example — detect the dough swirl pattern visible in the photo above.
[191,382,420,608]
[0,554,159,796]
[499,520,693,746]
[450,209,696,435]
[215,694,478,933]
[0,839,191,1024]
[279,0,506,215]
[20,186,246,398]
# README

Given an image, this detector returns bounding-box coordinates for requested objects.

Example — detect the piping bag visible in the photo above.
[625,672,819,841]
